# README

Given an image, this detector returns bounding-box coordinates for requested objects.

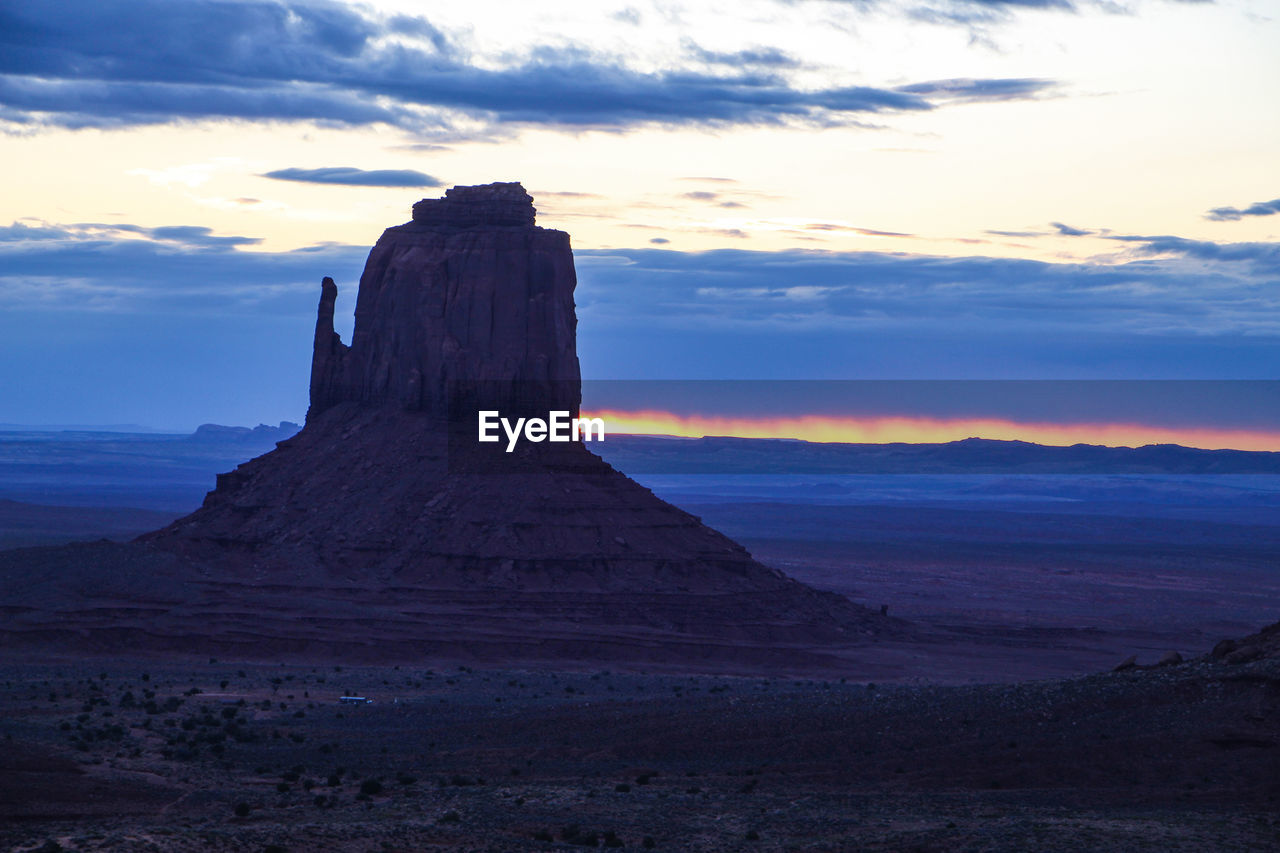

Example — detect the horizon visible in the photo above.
[6,418,1280,455]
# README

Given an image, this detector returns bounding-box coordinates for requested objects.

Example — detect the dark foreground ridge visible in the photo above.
[0,182,895,672]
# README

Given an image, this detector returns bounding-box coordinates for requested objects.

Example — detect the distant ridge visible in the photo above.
[594,435,1280,474]
[0,423,177,434]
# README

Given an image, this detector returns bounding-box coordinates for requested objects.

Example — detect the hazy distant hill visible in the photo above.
[594,435,1280,475]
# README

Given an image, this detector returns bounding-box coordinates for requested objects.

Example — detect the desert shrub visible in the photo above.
[359,778,383,796]
[233,802,250,817]
[438,810,461,824]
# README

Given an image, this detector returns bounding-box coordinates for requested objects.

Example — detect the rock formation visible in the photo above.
[308,182,578,419]
[4,183,896,672]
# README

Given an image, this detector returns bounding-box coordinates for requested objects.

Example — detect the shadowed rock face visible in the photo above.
[309,182,579,419]
[3,183,896,672]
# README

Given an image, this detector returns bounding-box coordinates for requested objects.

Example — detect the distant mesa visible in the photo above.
[0,182,895,673]
[190,422,300,444]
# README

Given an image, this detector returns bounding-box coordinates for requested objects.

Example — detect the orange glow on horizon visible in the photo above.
[579,409,1280,452]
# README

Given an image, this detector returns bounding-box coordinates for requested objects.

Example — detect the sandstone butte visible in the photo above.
[0,183,898,673]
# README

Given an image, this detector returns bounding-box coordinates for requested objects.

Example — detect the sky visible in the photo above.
[1,0,1278,442]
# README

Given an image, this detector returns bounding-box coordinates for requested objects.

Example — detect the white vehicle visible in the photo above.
[338,696,373,705]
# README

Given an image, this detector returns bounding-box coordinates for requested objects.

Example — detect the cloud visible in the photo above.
[0,219,363,314]
[895,77,1055,103]
[569,242,1280,384]
[261,167,441,188]
[1109,234,1280,274]
[684,41,802,68]
[573,240,1280,340]
[0,220,261,250]
[1051,221,1091,236]
[1205,197,1280,222]
[0,0,1058,135]
[12,218,1272,340]
[534,191,605,199]
[805,223,914,237]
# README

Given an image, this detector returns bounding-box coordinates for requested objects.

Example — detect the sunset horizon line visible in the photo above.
[581,409,1280,453]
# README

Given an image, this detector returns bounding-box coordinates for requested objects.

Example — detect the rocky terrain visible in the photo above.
[1,626,1277,851]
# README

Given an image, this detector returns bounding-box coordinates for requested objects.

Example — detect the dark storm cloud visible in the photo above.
[261,167,441,188]
[1205,197,1280,222]
[0,0,1057,134]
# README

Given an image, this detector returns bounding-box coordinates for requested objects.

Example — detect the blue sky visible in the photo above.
[1,0,1277,429]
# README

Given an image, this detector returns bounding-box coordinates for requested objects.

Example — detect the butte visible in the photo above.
[4,183,894,672]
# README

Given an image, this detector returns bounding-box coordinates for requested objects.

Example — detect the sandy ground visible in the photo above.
[2,655,1278,852]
